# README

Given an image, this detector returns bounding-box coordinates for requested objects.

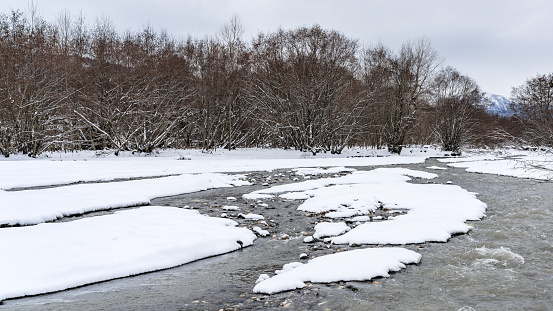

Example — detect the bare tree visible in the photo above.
[431,66,482,154]
[511,73,553,146]
[363,39,441,154]
[248,25,360,154]
[217,15,248,151]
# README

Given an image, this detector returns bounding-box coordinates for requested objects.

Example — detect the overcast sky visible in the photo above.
[1,0,552,96]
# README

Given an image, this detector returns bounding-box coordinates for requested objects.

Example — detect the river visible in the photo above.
[2,159,552,310]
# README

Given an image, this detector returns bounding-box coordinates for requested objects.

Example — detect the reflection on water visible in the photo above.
[2,159,553,310]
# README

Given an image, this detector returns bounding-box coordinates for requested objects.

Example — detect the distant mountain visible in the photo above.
[479,93,514,117]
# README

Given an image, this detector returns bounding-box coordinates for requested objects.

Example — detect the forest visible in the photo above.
[0,10,550,157]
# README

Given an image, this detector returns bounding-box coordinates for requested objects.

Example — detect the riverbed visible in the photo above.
[2,159,552,310]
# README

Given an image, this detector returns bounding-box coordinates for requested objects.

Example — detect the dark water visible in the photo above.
[2,159,552,310]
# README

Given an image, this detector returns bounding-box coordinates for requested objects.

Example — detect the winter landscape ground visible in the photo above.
[1,146,552,309]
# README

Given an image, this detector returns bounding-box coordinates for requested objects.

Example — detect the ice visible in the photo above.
[253,248,421,294]
[0,206,256,301]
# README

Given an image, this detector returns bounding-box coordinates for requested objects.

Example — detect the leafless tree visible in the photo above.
[248,25,360,154]
[431,66,482,154]
[362,39,441,154]
[511,73,553,146]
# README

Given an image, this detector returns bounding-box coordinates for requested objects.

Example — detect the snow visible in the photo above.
[446,158,553,180]
[253,248,421,294]
[313,222,350,239]
[245,168,486,245]
[350,215,372,222]
[426,165,447,170]
[0,206,256,301]
[438,155,503,163]
[244,168,438,201]
[240,213,265,220]
[0,173,249,226]
[0,147,494,300]
[292,166,355,176]
[0,148,433,190]
[253,226,270,237]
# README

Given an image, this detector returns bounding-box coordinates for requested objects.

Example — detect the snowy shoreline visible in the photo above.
[1,147,551,301]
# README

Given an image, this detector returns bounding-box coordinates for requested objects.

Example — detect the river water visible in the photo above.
[2,159,552,310]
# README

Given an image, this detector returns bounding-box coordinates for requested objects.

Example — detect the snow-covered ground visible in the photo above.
[244,168,486,245]
[1,146,549,301]
[0,173,248,226]
[440,148,553,180]
[0,206,255,301]
[0,147,433,190]
[253,248,421,294]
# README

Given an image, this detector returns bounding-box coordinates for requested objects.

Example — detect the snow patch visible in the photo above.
[253,248,421,294]
[313,222,350,239]
[0,173,249,226]
[0,206,256,301]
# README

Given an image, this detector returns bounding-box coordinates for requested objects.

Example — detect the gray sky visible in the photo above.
[1,0,552,96]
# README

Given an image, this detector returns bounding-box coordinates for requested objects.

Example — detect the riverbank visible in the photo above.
[1,152,552,310]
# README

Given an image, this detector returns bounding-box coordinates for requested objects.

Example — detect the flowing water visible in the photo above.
[2,159,552,310]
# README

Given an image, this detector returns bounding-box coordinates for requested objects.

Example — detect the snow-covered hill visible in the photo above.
[480,93,514,116]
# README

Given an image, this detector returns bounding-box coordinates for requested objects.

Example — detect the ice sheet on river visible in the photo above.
[0,206,256,301]
[0,173,248,226]
[253,248,421,294]
[245,168,487,245]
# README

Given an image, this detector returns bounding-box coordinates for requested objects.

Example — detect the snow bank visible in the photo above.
[0,150,429,190]
[0,173,248,226]
[245,168,486,245]
[253,248,421,294]
[331,182,486,245]
[446,158,553,180]
[438,155,503,163]
[244,168,437,201]
[0,206,256,301]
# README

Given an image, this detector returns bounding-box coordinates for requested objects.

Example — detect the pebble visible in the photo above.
[279,234,290,240]
[226,196,237,201]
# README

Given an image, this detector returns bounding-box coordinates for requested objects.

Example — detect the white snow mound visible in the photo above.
[245,168,486,245]
[0,206,256,301]
[0,173,248,226]
[253,248,421,294]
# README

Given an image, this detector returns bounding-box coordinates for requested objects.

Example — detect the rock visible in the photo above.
[279,234,290,240]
